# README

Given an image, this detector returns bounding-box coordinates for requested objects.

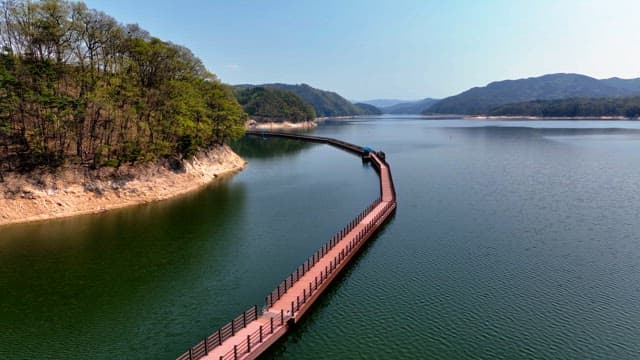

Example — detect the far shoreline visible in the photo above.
[245,120,317,130]
[319,114,640,121]
[464,115,639,121]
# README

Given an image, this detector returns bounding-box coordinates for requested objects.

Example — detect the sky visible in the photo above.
[83,0,640,100]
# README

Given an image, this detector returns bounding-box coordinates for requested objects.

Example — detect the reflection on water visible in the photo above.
[0,132,379,360]
[0,180,248,359]
[230,136,317,159]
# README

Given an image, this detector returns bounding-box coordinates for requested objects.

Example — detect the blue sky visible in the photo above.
[84,0,640,100]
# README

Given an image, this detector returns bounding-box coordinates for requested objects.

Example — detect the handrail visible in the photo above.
[264,197,382,307]
[244,130,368,156]
[176,131,397,360]
[176,306,259,360]
[217,200,397,360]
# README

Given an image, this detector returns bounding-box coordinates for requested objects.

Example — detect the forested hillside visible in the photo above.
[353,103,382,115]
[489,97,640,118]
[235,87,315,122]
[427,73,640,115]
[237,83,375,117]
[265,83,360,117]
[0,0,245,172]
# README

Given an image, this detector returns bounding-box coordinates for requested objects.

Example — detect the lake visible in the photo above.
[1,116,639,359]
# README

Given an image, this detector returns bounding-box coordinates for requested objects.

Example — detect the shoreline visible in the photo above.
[0,145,246,227]
[246,120,317,130]
[316,116,357,121]
[465,115,637,120]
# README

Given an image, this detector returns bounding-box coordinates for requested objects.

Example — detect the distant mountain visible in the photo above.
[382,98,439,114]
[600,77,640,93]
[353,103,383,115]
[237,83,366,117]
[426,73,640,115]
[234,86,315,123]
[358,99,407,108]
[489,97,640,118]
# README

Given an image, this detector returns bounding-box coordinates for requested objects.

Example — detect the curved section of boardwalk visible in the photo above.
[177,131,397,360]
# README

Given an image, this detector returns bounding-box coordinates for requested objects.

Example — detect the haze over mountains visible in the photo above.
[366,98,439,114]
[358,99,407,108]
[236,73,640,121]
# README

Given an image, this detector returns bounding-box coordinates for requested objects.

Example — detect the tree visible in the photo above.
[0,0,246,170]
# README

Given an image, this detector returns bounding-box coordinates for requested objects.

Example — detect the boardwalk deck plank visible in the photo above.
[179,132,397,360]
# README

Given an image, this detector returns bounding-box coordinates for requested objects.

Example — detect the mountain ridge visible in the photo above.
[358,99,409,108]
[234,86,316,123]
[235,83,380,117]
[426,73,640,115]
[382,98,439,114]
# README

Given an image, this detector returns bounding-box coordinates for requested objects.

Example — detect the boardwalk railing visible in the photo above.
[265,198,382,308]
[176,306,259,360]
[217,311,290,360]
[268,201,395,316]
[245,130,367,156]
[177,132,397,360]
[216,201,397,360]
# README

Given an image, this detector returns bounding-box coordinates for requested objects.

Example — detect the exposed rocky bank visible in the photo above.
[0,145,246,226]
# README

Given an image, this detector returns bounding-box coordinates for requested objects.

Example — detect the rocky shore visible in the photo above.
[245,119,317,130]
[0,145,246,226]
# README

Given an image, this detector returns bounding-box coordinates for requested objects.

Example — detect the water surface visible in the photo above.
[1,116,640,359]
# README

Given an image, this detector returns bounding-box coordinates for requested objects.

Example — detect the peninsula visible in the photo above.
[0,0,246,225]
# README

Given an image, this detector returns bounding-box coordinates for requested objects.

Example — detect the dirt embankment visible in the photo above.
[0,145,246,226]
[245,119,317,130]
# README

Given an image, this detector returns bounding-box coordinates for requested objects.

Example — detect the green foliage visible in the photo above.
[236,83,375,117]
[235,86,315,123]
[0,0,245,171]
[489,97,640,118]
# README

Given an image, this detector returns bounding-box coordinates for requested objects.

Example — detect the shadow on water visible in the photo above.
[231,136,318,160]
[259,213,397,360]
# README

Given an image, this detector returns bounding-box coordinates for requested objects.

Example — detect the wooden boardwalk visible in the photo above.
[177,132,397,360]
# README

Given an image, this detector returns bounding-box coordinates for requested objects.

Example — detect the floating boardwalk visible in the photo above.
[177,131,397,360]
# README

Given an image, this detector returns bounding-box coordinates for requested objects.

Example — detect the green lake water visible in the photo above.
[1,116,639,359]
